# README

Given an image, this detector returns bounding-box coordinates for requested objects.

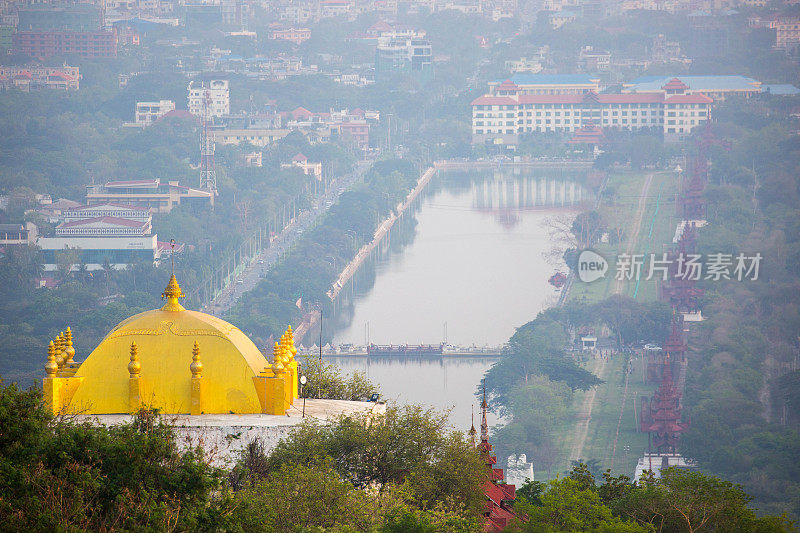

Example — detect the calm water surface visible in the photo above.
[327,169,589,427]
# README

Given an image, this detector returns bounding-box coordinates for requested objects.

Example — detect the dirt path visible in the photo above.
[613,173,654,295]
[569,357,610,462]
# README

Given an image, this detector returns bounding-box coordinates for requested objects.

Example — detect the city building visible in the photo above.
[650,34,688,64]
[0,25,12,52]
[319,0,355,18]
[504,57,543,74]
[188,80,230,118]
[0,222,38,247]
[55,215,152,238]
[0,64,80,90]
[578,46,611,72]
[269,27,311,44]
[281,153,322,179]
[213,128,291,147]
[487,73,600,95]
[135,100,176,126]
[774,17,800,50]
[38,202,159,271]
[63,203,151,223]
[623,75,762,100]
[472,78,712,145]
[86,179,214,213]
[13,31,117,59]
[17,4,101,32]
[375,37,432,75]
[38,232,158,271]
[549,10,578,29]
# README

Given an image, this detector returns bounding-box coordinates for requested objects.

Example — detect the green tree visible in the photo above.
[513,477,651,533]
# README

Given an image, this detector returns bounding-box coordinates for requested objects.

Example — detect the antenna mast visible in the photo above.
[199,88,218,195]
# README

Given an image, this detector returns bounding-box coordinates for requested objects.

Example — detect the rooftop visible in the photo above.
[625,75,761,92]
[495,73,598,86]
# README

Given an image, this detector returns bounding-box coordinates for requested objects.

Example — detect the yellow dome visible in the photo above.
[67,275,270,414]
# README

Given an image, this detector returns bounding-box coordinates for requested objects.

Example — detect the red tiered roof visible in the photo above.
[640,357,690,453]
[568,120,606,146]
[477,385,518,532]
[662,77,689,91]
[495,79,520,93]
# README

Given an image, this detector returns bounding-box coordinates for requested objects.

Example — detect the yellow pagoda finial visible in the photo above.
[161,274,186,312]
[55,333,65,369]
[272,342,285,374]
[280,334,291,365]
[128,341,141,377]
[45,341,58,376]
[190,341,203,378]
[64,327,76,366]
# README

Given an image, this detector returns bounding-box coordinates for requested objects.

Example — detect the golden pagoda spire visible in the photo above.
[271,342,285,374]
[280,334,291,366]
[45,341,58,376]
[64,327,76,366]
[55,332,65,369]
[161,274,186,312]
[128,341,141,377]
[190,341,203,378]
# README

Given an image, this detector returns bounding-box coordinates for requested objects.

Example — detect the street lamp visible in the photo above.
[300,374,307,417]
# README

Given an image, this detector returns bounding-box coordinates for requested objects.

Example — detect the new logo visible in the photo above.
[577,250,608,283]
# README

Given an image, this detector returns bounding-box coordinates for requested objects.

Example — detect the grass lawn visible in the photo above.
[543,169,682,480]
[568,170,679,304]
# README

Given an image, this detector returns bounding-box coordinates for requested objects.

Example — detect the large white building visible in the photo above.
[86,179,214,213]
[472,78,712,144]
[135,100,175,126]
[39,203,159,271]
[188,80,230,118]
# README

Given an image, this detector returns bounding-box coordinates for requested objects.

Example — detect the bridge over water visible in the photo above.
[298,344,506,358]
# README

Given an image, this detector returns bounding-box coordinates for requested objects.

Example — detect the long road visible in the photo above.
[209,160,372,316]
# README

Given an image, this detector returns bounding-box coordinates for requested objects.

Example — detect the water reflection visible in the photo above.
[331,169,590,346]
[324,355,502,430]
[324,168,590,426]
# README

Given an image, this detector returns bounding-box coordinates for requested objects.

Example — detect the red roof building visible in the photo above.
[475,386,517,532]
[568,119,606,147]
[471,82,713,145]
[13,31,116,60]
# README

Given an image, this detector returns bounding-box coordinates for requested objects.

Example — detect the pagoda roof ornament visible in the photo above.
[161,274,186,311]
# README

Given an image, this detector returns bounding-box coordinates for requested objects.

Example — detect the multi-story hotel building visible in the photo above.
[13,31,117,59]
[472,78,712,145]
[188,80,230,118]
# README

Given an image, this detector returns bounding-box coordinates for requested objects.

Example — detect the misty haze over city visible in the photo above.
[0,0,799,530]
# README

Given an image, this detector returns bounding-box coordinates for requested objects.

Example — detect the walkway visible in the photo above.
[613,172,654,295]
